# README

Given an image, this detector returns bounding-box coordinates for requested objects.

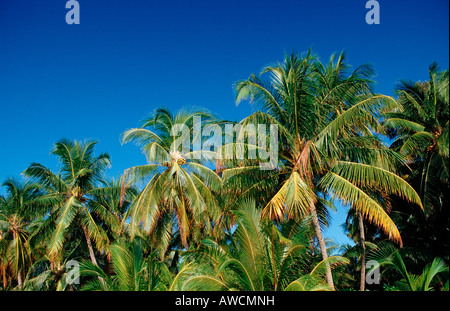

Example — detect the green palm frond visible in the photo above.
[48,196,81,257]
[319,172,402,244]
[384,118,426,133]
[331,161,422,208]
[182,275,229,291]
[399,131,434,156]
[368,243,449,291]
[315,95,398,147]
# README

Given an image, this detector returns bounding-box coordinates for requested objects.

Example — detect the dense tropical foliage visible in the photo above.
[0,52,448,291]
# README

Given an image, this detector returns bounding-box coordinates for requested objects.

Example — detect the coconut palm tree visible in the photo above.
[178,199,348,291]
[341,208,387,290]
[23,139,117,267]
[79,237,172,291]
[231,51,422,289]
[89,176,138,241]
[384,63,449,214]
[0,178,49,288]
[0,213,31,288]
[120,107,222,253]
[24,175,137,282]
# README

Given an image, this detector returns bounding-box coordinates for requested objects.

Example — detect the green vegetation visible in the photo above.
[1,52,448,291]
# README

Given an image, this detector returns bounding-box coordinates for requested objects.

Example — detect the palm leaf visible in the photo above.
[319,172,402,244]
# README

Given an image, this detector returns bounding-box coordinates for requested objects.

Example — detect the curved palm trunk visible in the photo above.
[310,204,335,290]
[82,225,106,286]
[82,225,98,266]
[12,230,23,288]
[358,212,366,291]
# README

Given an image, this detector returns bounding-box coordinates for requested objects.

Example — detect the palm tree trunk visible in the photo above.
[358,212,366,291]
[12,230,23,288]
[82,225,98,266]
[105,252,111,275]
[309,236,315,256]
[310,204,335,290]
[1,263,7,289]
[17,269,22,288]
[82,225,106,285]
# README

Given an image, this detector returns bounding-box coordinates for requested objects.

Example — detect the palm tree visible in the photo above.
[0,178,48,288]
[120,107,222,253]
[384,63,449,214]
[84,175,139,276]
[79,237,172,291]
[232,51,422,289]
[89,176,138,241]
[20,253,83,291]
[368,243,449,291]
[334,243,361,290]
[341,208,387,290]
[23,139,116,267]
[178,199,348,291]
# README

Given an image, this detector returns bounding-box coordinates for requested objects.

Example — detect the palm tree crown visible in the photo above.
[121,107,222,253]
[23,139,115,265]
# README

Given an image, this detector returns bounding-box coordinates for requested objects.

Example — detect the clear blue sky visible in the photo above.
[0,0,448,246]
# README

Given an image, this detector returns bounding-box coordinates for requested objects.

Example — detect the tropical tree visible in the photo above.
[0,178,49,288]
[79,237,172,291]
[23,139,117,267]
[89,176,138,242]
[340,209,387,290]
[231,51,422,289]
[20,252,83,291]
[120,107,222,254]
[179,199,348,291]
[333,243,359,290]
[368,243,449,291]
[384,62,449,214]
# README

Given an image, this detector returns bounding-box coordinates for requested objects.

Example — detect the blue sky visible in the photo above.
[0,0,448,246]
